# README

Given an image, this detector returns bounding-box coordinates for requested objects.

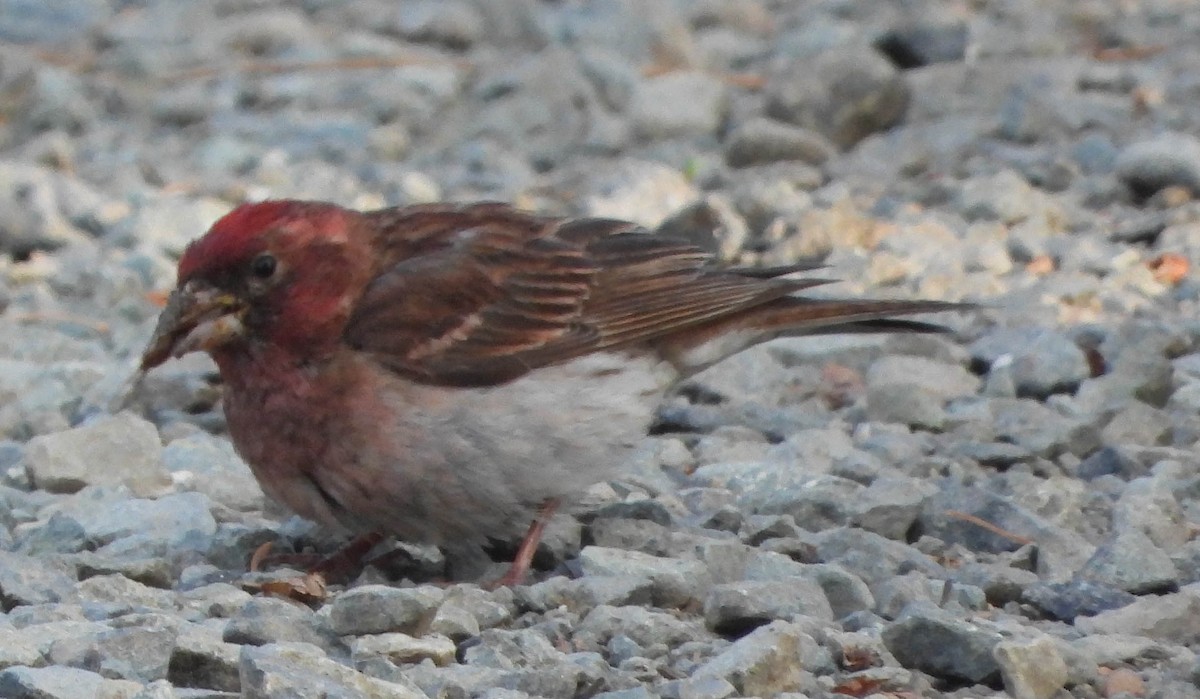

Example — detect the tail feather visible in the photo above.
[659,297,973,377]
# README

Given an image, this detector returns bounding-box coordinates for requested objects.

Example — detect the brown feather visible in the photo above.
[341,203,968,386]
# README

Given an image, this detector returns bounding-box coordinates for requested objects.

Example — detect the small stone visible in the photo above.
[993,636,1069,699]
[1076,585,1200,642]
[578,546,712,608]
[239,642,424,699]
[0,628,43,669]
[1022,580,1136,622]
[851,478,938,540]
[1115,133,1200,198]
[351,632,457,667]
[692,620,817,696]
[161,433,264,512]
[1102,667,1145,698]
[630,71,728,140]
[223,597,334,650]
[1077,528,1178,594]
[766,45,909,148]
[24,412,169,496]
[703,579,834,635]
[0,666,108,699]
[0,551,77,607]
[327,585,443,636]
[970,328,1090,399]
[882,602,1003,684]
[517,575,654,614]
[724,118,834,168]
[577,605,705,649]
[168,623,241,693]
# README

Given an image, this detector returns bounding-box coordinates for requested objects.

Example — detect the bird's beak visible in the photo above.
[140,282,247,371]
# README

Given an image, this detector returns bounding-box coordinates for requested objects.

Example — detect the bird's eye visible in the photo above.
[250,253,277,280]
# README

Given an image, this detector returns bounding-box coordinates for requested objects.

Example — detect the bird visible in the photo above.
[139,199,967,585]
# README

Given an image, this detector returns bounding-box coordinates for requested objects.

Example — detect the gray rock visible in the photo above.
[393,0,485,48]
[969,328,1090,398]
[867,356,980,402]
[62,490,217,552]
[953,563,1040,606]
[630,71,728,140]
[993,635,1069,699]
[577,47,640,111]
[437,586,515,632]
[168,623,241,693]
[0,665,132,699]
[462,627,565,670]
[1022,580,1136,622]
[851,478,938,540]
[577,605,706,649]
[0,628,43,669]
[864,383,947,430]
[428,599,481,641]
[873,572,942,620]
[1115,133,1200,198]
[660,675,737,699]
[800,564,875,620]
[1100,400,1171,447]
[692,621,819,696]
[654,195,749,261]
[988,398,1100,459]
[724,118,834,168]
[239,642,424,699]
[586,517,673,556]
[105,195,230,258]
[0,0,110,43]
[0,551,77,607]
[882,602,1003,684]
[1076,585,1200,642]
[0,163,93,257]
[959,170,1040,224]
[1073,133,1119,174]
[919,484,1095,581]
[47,625,176,683]
[813,528,945,590]
[578,546,711,608]
[766,45,910,148]
[327,584,443,637]
[875,19,968,67]
[1112,478,1191,551]
[574,158,699,228]
[702,579,833,634]
[223,598,334,650]
[351,632,456,667]
[161,434,264,512]
[24,412,169,497]
[1076,445,1146,481]
[517,575,654,614]
[74,574,176,614]
[1078,528,1178,594]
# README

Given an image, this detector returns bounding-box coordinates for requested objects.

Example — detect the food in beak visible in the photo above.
[140,284,245,370]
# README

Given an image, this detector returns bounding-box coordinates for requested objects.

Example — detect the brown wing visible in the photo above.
[342,204,819,386]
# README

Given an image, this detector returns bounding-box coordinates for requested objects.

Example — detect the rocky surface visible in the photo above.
[2,1,1200,697]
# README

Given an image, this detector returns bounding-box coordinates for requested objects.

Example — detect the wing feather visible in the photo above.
[343,203,950,386]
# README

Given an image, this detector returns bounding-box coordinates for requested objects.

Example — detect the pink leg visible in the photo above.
[489,499,560,588]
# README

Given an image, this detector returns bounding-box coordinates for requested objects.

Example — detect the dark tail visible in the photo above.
[660,296,973,377]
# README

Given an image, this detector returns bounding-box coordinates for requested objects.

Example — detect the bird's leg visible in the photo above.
[488,498,560,588]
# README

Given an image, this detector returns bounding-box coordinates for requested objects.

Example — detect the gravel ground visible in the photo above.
[3,1,1200,698]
